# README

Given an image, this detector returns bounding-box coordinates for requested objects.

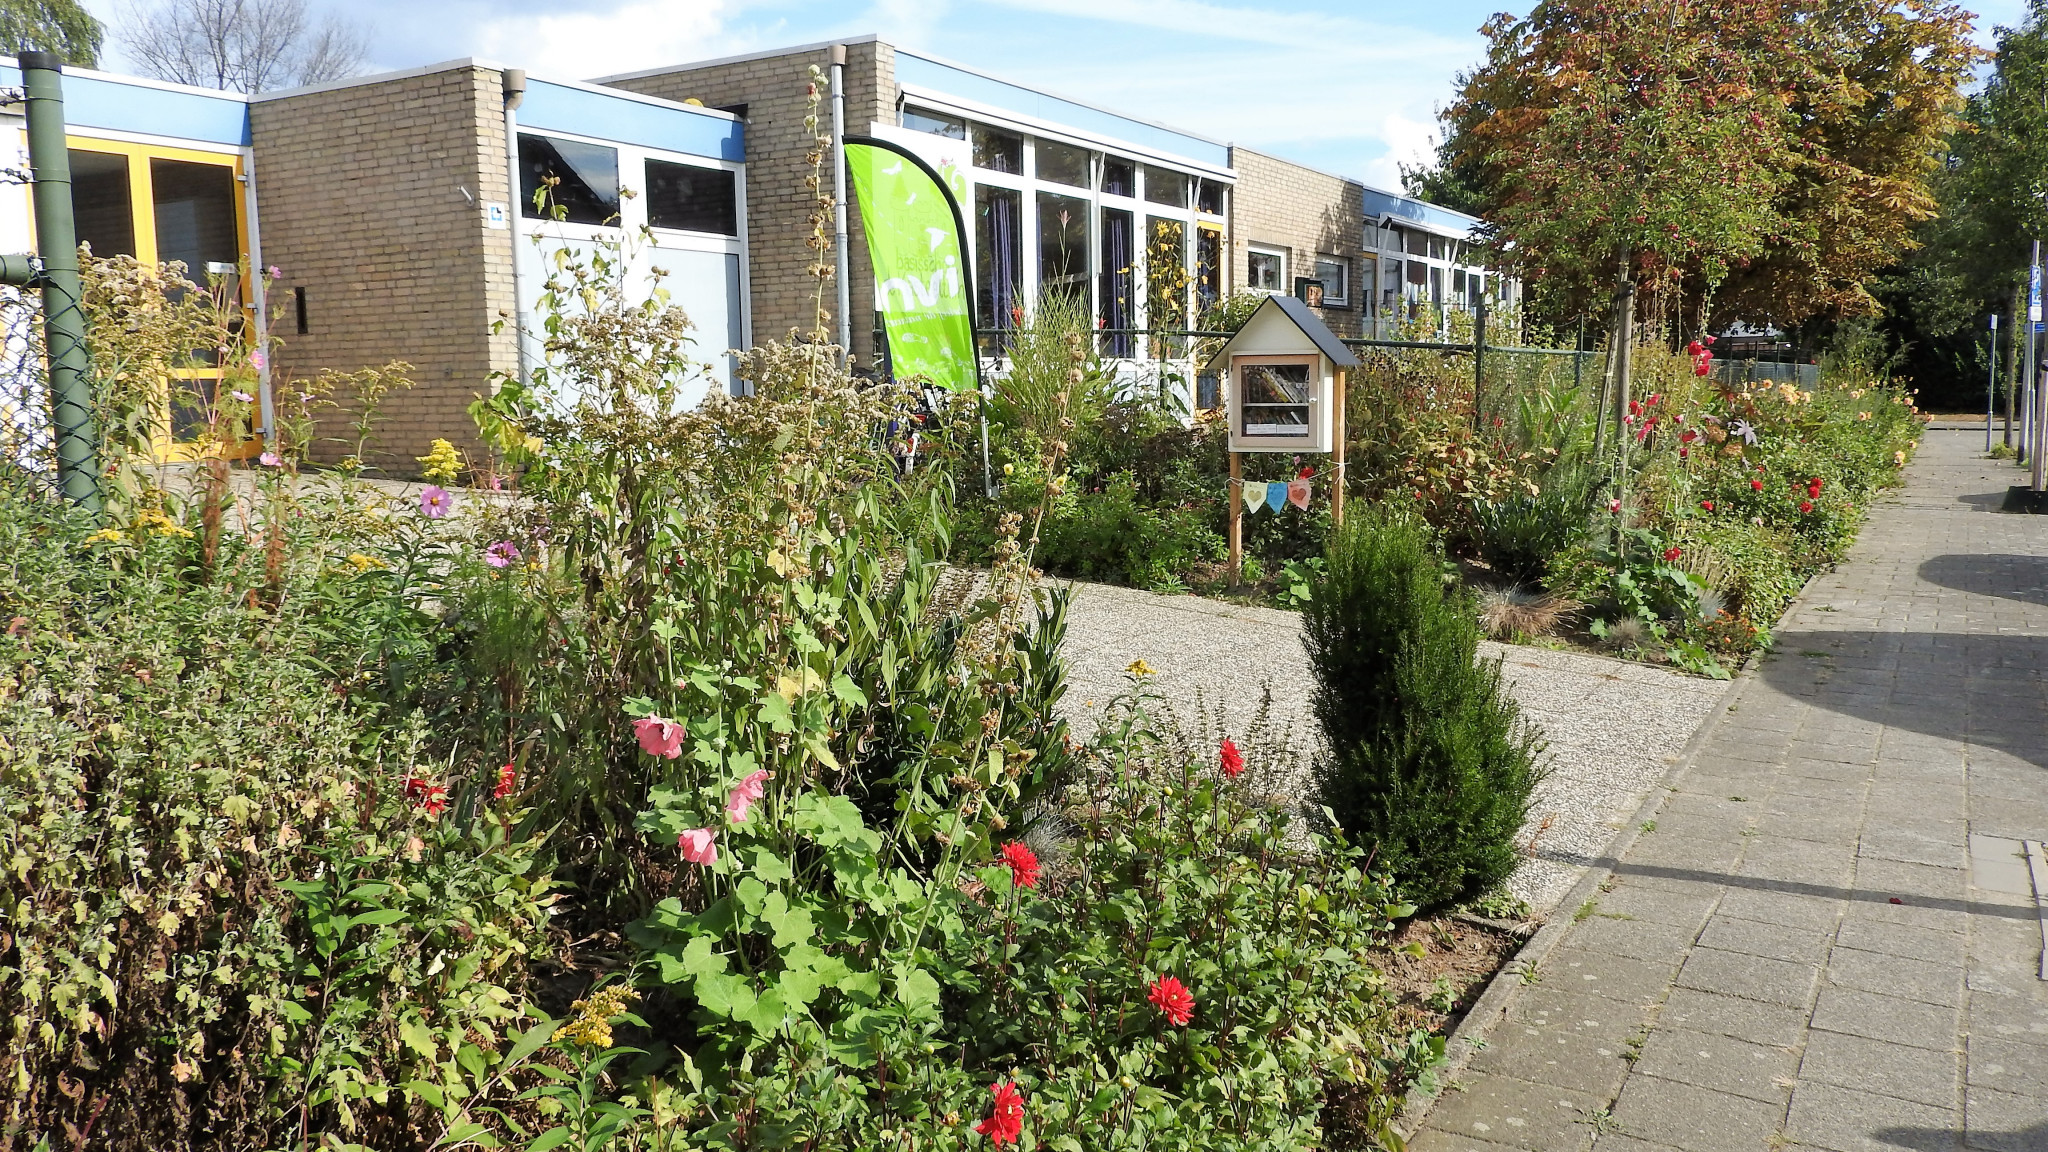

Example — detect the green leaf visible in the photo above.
[526,1127,572,1152]
[895,966,941,1017]
[695,973,756,1020]
[830,673,868,707]
[502,1016,558,1070]
[744,845,794,884]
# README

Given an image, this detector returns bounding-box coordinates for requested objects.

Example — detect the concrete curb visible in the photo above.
[1390,649,1759,1140]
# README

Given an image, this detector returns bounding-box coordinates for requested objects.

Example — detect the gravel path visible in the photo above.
[1057,581,1729,914]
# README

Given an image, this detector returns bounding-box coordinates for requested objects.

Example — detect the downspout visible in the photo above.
[14,52,97,511]
[830,45,852,362]
[502,68,529,386]
[240,149,273,448]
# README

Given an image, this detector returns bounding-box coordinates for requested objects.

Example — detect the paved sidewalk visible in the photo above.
[1413,430,2048,1152]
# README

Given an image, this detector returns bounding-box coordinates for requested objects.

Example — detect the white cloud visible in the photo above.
[472,0,752,80]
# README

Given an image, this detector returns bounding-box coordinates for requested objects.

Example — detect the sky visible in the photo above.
[84,0,2036,193]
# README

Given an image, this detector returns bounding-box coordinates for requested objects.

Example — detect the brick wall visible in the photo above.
[1228,148,1365,339]
[251,64,516,470]
[606,40,891,369]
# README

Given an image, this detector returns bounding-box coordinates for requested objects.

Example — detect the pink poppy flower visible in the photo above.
[677,827,718,866]
[726,768,774,824]
[420,486,453,518]
[633,716,684,759]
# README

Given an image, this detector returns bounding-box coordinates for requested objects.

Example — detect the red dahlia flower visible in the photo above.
[975,1081,1024,1145]
[1663,547,1682,562]
[1148,974,1195,1026]
[1220,737,1245,779]
[999,842,1041,890]
[1799,500,1814,513]
[494,763,517,800]
[1700,501,1715,512]
[1751,479,1764,491]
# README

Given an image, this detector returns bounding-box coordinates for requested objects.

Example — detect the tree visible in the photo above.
[1427,0,1979,338]
[121,0,367,94]
[0,0,102,65]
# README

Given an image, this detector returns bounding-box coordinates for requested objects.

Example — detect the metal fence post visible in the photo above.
[1472,297,1488,432]
[20,52,97,512]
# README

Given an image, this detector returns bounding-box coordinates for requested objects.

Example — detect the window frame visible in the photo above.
[1314,254,1349,307]
[1246,244,1287,293]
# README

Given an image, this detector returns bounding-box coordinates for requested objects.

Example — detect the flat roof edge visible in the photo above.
[0,54,253,102]
[592,34,883,84]
[895,47,1229,153]
[251,57,504,101]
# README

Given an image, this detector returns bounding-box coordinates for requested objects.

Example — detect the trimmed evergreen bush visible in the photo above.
[1304,505,1545,910]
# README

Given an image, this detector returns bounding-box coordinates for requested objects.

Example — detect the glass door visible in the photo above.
[63,137,254,460]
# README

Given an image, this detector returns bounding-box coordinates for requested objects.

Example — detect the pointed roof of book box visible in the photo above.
[1202,294,1359,373]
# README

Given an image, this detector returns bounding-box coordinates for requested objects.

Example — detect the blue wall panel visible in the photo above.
[0,67,251,146]
[521,80,742,162]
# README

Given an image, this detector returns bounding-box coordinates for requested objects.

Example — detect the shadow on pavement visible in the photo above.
[1596,860,2038,922]
[1759,630,2048,767]
[1874,1121,2047,1150]
[1918,553,2048,607]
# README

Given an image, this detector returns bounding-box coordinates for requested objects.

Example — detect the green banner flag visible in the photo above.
[845,137,979,393]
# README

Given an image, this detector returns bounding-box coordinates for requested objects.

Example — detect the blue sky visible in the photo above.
[87,0,2030,192]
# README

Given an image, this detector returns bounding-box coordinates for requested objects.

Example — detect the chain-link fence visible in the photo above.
[0,288,54,493]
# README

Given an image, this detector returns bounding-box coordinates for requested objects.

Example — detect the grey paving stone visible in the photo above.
[1853,859,1971,903]
[1630,1027,1798,1103]
[1963,1086,2048,1152]
[1408,1130,1532,1152]
[1857,824,1969,869]
[1470,1022,1634,1097]
[1675,946,1821,1009]
[1714,886,1846,931]
[1695,914,1836,965]
[1832,916,1966,965]
[1607,1074,1787,1152]
[1422,1073,1604,1151]
[1624,833,1744,877]
[1824,944,1965,1008]
[1786,1080,1958,1152]
[1581,884,1720,930]
[1560,915,1702,967]
[1509,986,1654,1040]
[1656,986,1811,1048]
[1736,839,1860,887]
[1799,1027,1960,1108]
[1587,1136,1687,1152]
[1809,987,1961,1050]
[1542,948,1683,1008]
[1965,1035,2048,1100]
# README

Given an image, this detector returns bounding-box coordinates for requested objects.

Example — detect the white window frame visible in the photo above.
[1314,254,1349,307]
[1247,243,1287,294]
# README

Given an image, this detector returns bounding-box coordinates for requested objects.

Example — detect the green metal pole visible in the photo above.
[20,51,97,513]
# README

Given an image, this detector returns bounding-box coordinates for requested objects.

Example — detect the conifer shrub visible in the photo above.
[1303,506,1544,910]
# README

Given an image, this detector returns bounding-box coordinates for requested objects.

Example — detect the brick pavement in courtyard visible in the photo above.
[1411,430,2048,1152]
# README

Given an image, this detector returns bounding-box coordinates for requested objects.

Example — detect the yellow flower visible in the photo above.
[1124,658,1156,679]
[414,438,463,486]
[84,527,123,545]
[137,510,194,539]
[344,553,385,572]
[553,984,640,1050]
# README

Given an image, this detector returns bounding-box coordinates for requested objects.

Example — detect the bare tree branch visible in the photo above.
[120,0,367,94]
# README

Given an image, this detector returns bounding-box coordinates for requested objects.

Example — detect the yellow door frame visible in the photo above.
[56,134,258,461]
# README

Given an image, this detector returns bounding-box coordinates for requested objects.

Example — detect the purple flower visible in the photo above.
[232,390,253,403]
[259,451,282,467]
[484,541,521,568]
[267,265,282,279]
[420,485,453,518]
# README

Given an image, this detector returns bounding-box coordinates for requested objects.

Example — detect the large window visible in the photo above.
[1039,191,1089,303]
[1195,179,1224,215]
[646,159,738,235]
[519,133,620,224]
[1146,216,1186,352]
[1100,207,1135,356]
[1359,255,1377,317]
[1314,255,1349,307]
[976,185,1022,349]
[1102,159,1136,197]
[1196,227,1222,315]
[151,159,238,279]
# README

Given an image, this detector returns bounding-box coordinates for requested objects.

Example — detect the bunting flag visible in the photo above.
[1287,478,1312,511]
[1242,481,1266,513]
[1266,481,1290,512]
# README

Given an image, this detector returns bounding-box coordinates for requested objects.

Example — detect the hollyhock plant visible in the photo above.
[677,827,718,866]
[633,716,685,759]
[420,485,453,518]
[484,541,521,568]
[975,1081,1024,1146]
[725,768,773,824]
[999,841,1041,890]
[1148,974,1195,1026]
[1220,737,1244,779]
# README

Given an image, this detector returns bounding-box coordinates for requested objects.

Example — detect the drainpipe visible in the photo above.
[12,52,97,512]
[240,151,273,448]
[502,68,530,386]
[830,44,852,363]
